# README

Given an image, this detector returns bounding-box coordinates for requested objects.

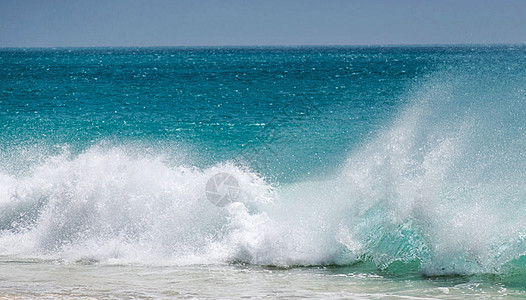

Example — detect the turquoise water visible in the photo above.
[0,47,428,181]
[1,46,526,298]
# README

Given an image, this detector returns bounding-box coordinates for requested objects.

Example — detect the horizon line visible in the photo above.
[1,43,525,50]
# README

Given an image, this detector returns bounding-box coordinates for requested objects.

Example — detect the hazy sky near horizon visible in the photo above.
[1,0,525,47]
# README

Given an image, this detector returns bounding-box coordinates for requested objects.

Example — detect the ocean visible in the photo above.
[1,46,526,298]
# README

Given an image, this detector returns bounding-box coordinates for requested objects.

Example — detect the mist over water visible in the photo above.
[1,47,526,288]
[337,68,526,275]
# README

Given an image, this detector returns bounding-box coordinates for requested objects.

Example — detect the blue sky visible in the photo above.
[1,0,525,47]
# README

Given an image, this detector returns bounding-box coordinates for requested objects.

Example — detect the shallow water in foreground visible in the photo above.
[1,257,525,299]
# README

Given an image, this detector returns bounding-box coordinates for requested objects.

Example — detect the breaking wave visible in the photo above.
[1,69,526,276]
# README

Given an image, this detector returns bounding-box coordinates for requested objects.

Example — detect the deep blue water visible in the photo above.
[0,46,439,181]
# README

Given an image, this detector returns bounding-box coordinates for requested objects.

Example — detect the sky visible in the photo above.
[0,0,525,47]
